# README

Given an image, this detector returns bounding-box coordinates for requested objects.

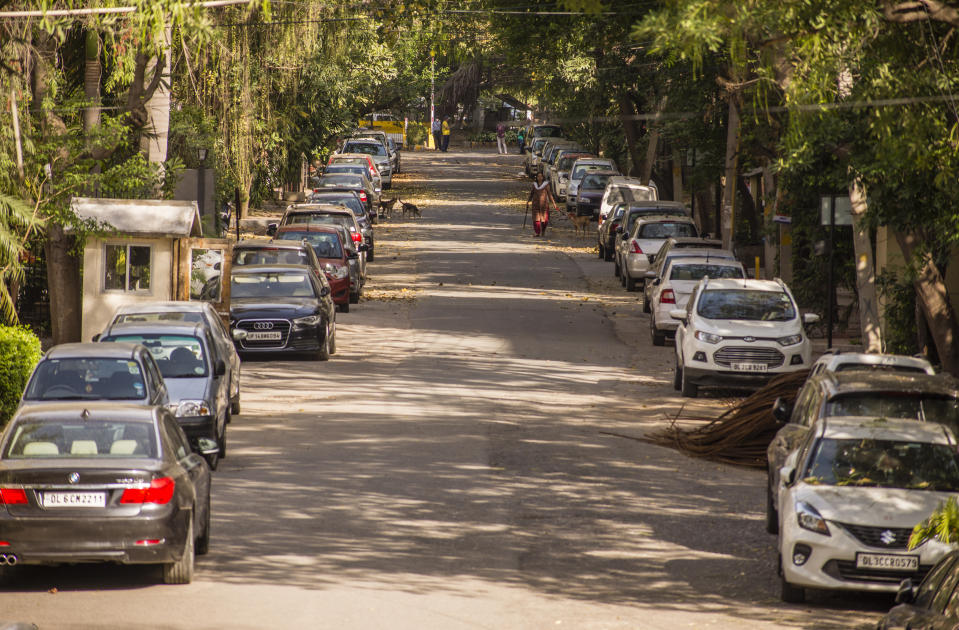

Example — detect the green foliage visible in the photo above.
[0,325,41,428]
[910,496,959,550]
[878,270,918,355]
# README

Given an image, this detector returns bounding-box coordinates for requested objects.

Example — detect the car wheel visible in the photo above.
[339,302,350,313]
[597,243,604,259]
[162,518,194,584]
[230,399,240,416]
[603,243,613,261]
[766,483,779,535]
[368,249,374,262]
[673,360,682,391]
[196,494,211,556]
[204,450,218,471]
[625,274,638,292]
[315,329,331,361]
[780,570,805,603]
[651,321,665,347]
[642,294,651,313]
[614,258,621,278]
[681,365,698,398]
[349,291,359,304]
[328,321,337,355]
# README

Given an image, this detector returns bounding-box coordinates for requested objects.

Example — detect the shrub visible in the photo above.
[0,326,41,428]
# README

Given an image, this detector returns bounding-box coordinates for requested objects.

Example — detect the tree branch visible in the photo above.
[883,0,959,27]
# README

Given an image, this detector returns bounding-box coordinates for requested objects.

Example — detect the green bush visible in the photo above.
[0,326,42,428]
[406,123,427,147]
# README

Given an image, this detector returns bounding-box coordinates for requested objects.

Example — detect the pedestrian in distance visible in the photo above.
[496,122,507,154]
[441,117,451,152]
[528,172,557,237]
[517,127,525,154]
[431,118,442,151]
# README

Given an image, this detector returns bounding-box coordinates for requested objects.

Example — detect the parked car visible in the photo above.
[21,343,169,408]
[327,153,380,187]
[98,322,232,470]
[643,240,730,311]
[604,201,691,263]
[540,140,579,179]
[566,158,618,212]
[648,257,746,346]
[530,124,564,139]
[338,139,392,188]
[671,278,818,398]
[232,238,329,284]
[322,164,381,193]
[525,137,551,177]
[105,302,240,414]
[550,151,592,201]
[308,189,376,226]
[230,264,336,360]
[766,370,959,535]
[617,215,700,291]
[877,550,959,629]
[281,203,373,261]
[809,350,935,377]
[313,174,378,213]
[274,224,352,311]
[352,129,400,173]
[599,176,658,225]
[574,170,618,220]
[0,402,212,584]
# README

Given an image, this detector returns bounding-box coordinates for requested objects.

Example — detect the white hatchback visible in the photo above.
[598,176,657,225]
[777,416,958,602]
[671,278,818,397]
[566,158,617,211]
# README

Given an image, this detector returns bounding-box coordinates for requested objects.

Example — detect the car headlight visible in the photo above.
[560,176,568,182]
[173,400,211,417]
[796,501,830,536]
[293,314,322,327]
[324,263,349,279]
[778,334,803,346]
[695,330,723,344]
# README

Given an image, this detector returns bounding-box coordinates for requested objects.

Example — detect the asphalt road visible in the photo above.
[0,150,886,629]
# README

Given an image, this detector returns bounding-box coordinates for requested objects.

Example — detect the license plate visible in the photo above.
[731,362,768,372]
[856,552,919,571]
[245,331,282,341]
[42,492,106,508]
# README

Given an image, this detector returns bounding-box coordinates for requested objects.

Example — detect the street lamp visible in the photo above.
[430,48,435,150]
[197,147,209,232]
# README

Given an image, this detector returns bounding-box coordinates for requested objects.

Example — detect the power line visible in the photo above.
[0,0,251,19]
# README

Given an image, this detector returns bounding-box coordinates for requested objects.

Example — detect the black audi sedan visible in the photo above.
[0,402,211,584]
[229,264,336,360]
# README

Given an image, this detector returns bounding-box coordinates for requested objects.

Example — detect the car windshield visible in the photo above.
[276,230,343,259]
[115,311,203,324]
[343,142,386,156]
[104,334,207,378]
[325,165,366,177]
[286,214,354,231]
[824,393,959,427]
[532,139,548,152]
[697,289,796,321]
[534,126,563,137]
[3,420,158,459]
[638,222,697,239]
[317,175,363,188]
[669,264,744,281]
[332,157,368,167]
[309,195,365,217]
[24,358,146,401]
[572,164,611,180]
[834,364,929,374]
[232,247,309,266]
[581,174,611,190]
[232,272,316,299]
[802,438,959,490]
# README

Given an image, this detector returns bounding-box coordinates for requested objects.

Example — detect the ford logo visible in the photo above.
[743,336,756,343]
[253,322,274,330]
[68,472,80,484]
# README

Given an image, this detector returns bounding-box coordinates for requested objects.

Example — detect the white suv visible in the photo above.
[671,278,818,397]
[599,176,657,225]
[566,158,617,211]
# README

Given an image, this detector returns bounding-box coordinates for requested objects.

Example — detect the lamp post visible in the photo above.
[430,48,435,150]
[197,147,208,232]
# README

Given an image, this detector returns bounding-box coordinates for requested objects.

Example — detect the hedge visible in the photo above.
[0,326,42,428]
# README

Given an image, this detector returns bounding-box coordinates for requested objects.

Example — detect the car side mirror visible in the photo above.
[669,309,687,323]
[645,270,657,279]
[91,333,101,342]
[780,465,796,486]
[266,223,278,236]
[195,437,219,456]
[615,225,623,233]
[214,359,226,377]
[772,396,793,423]
[895,578,916,605]
[320,286,331,297]
[802,313,822,325]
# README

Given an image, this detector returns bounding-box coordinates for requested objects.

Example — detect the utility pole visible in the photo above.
[430,48,436,150]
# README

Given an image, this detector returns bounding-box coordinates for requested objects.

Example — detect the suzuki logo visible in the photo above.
[253,322,274,330]
[68,472,80,484]
[880,530,897,545]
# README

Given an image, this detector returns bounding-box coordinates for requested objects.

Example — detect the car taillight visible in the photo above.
[630,240,643,254]
[120,477,175,505]
[0,488,27,505]
[660,289,676,304]
[358,192,368,202]
[351,231,362,243]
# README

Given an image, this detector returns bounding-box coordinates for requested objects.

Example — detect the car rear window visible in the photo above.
[802,438,959,490]
[4,419,158,459]
[232,247,308,266]
[317,175,363,188]
[669,264,744,281]
[638,222,697,239]
[286,214,353,231]
[534,126,563,137]
[276,230,343,259]
[572,164,610,180]
[231,272,316,299]
[24,358,146,401]
[824,393,959,428]
[697,289,796,321]
[104,335,207,378]
[581,174,611,190]
[343,142,386,156]
[309,195,365,217]
[115,312,203,324]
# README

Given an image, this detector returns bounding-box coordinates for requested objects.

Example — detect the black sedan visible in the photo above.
[0,402,211,584]
[229,264,336,360]
[574,170,617,220]
[878,550,959,629]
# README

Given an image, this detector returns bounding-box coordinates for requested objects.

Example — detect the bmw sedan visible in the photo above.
[230,264,336,360]
[0,403,211,584]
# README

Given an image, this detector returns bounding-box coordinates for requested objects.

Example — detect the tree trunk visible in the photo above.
[45,225,82,344]
[671,149,683,202]
[617,95,644,177]
[736,174,759,242]
[139,28,172,165]
[720,97,741,250]
[762,166,778,278]
[895,230,959,374]
[849,177,883,352]
[640,127,660,185]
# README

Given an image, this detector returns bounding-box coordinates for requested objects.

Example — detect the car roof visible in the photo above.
[702,278,784,291]
[277,224,341,235]
[819,416,954,444]
[331,153,373,161]
[814,352,935,374]
[234,238,310,251]
[45,342,141,360]
[114,302,210,315]
[628,201,686,209]
[636,214,695,224]
[573,157,614,164]
[10,401,162,425]
[664,249,735,262]
[667,256,743,267]
[231,264,314,275]
[104,321,206,338]
[818,370,959,396]
[668,237,723,247]
[343,138,381,145]
[582,170,619,177]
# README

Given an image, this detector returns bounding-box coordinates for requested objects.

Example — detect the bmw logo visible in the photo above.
[68,472,80,484]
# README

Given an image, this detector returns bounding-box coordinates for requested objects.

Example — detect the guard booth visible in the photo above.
[72,198,232,341]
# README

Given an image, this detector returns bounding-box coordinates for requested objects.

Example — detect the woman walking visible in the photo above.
[528,172,557,237]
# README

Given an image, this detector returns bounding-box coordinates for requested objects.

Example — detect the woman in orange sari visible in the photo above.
[528,172,557,237]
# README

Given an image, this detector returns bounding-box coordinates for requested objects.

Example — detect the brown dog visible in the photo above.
[400,200,421,219]
[568,212,591,236]
[378,198,397,220]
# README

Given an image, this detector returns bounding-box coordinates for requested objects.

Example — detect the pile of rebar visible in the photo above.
[642,370,811,468]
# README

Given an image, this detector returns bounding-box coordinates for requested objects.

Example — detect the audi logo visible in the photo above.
[253,322,274,330]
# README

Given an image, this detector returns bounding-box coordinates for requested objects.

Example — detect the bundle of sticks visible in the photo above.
[642,370,810,468]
